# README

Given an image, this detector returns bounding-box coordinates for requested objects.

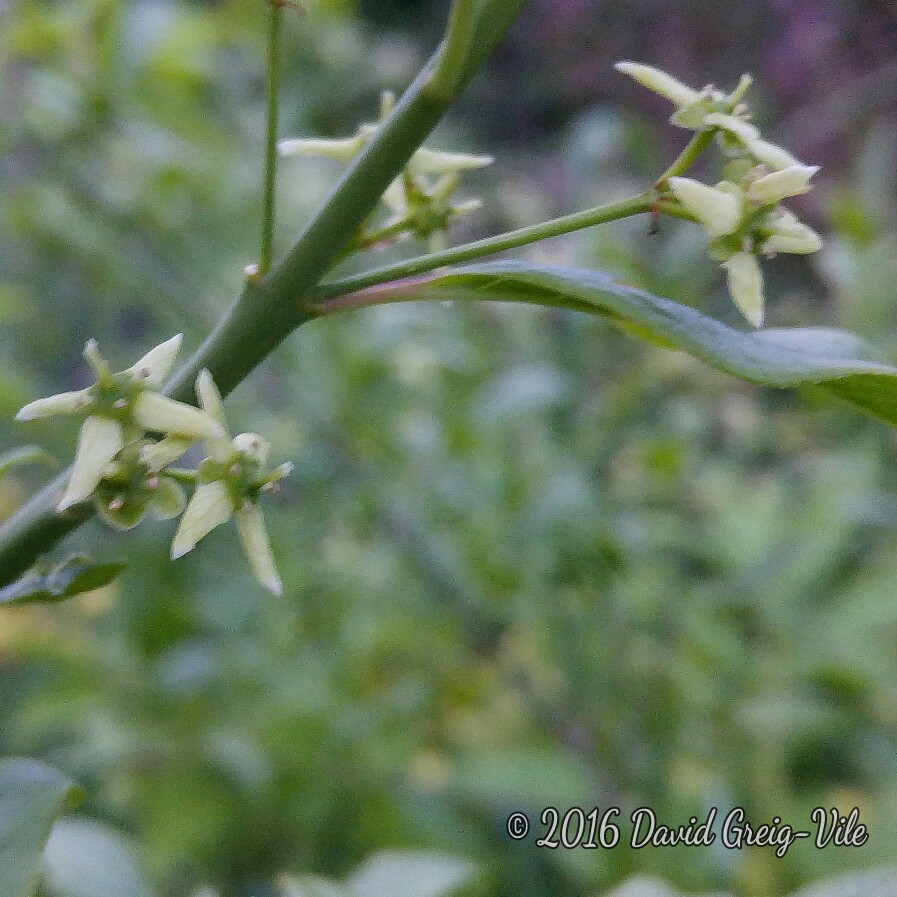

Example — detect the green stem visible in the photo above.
[0,1,529,587]
[313,193,700,303]
[431,0,479,98]
[355,217,415,249]
[259,0,283,276]
[655,130,714,184]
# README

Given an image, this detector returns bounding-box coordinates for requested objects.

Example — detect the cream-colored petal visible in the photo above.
[170,481,233,559]
[761,211,824,254]
[277,136,365,161]
[195,369,232,461]
[747,165,819,205]
[125,333,182,388]
[408,147,494,176]
[761,229,823,255]
[744,136,802,171]
[140,436,194,471]
[133,392,225,440]
[236,503,283,597]
[723,252,765,328]
[16,388,92,421]
[668,177,743,237]
[58,417,123,512]
[614,61,702,107]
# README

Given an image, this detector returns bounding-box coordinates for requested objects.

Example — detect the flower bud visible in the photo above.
[232,432,271,466]
[722,252,765,327]
[667,177,743,237]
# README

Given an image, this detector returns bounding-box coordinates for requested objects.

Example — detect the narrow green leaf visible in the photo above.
[412,261,897,426]
[0,758,84,897]
[0,556,125,607]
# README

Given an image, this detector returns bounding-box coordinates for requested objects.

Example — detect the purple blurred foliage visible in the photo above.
[478,0,897,169]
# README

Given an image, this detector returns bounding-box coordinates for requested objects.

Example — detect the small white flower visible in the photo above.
[278,98,491,244]
[168,370,290,595]
[614,61,702,108]
[747,165,820,205]
[16,335,223,513]
[667,176,743,237]
[723,252,765,327]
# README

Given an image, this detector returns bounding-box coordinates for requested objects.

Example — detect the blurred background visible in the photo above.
[2,1,897,895]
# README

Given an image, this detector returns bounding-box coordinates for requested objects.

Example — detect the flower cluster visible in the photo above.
[278,92,492,251]
[16,337,291,594]
[616,62,822,327]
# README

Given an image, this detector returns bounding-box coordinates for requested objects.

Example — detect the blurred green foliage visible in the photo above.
[2,1,897,896]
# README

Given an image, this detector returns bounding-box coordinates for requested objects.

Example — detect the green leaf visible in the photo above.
[0,446,56,480]
[42,819,155,897]
[0,556,125,607]
[413,261,897,427]
[0,758,84,897]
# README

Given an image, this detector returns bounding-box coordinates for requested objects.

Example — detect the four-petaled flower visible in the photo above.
[16,335,223,512]
[170,370,292,596]
[617,61,823,328]
[278,92,492,249]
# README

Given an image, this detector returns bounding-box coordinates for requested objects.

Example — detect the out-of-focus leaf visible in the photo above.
[447,746,600,808]
[346,851,478,897]
[407,261,897,427]
[788,867,897,897]
[603,878,733,897]
[41,819,155,897]
[0,758,83,897]
[280,874,348,897]
[0,445,56,480]
[0,556,125,607]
